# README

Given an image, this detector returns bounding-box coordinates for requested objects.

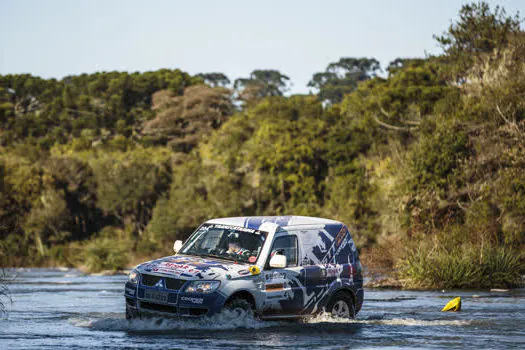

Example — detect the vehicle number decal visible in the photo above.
[180,296,204,304]
[143,290,168,303]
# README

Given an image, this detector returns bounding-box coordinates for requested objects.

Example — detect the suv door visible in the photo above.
[261,234,306,315]
[298,228,331,314]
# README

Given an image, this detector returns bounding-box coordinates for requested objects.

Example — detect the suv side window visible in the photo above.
[270,236,298,267]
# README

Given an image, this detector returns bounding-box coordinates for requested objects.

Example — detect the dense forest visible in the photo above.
[1,2,523,288]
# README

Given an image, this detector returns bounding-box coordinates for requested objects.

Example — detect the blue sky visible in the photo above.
[1,0,523,94]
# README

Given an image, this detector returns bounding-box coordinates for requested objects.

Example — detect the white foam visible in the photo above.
[306,312,473,327]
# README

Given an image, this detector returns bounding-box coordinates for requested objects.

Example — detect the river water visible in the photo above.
[0,268,523,349]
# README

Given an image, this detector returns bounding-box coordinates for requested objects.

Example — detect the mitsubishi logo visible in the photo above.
[154,278,165,288]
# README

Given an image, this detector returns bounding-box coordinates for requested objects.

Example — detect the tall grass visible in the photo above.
[399,245,524,289]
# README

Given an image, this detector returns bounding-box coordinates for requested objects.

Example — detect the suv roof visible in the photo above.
[205,216,342,230]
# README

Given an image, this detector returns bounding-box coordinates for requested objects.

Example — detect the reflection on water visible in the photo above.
[0,268,524,349]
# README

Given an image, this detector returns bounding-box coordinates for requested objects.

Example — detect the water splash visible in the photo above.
[70,310,282,332]
[70,310,474,333]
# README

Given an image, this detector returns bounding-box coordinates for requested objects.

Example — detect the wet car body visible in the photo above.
[125,216,364,319]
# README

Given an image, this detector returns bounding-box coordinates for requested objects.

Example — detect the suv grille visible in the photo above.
[141,274,160,286]
[141,274,187,290]
[165,277,186,290]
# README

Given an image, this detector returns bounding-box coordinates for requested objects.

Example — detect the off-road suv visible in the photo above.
[125,216,364,319]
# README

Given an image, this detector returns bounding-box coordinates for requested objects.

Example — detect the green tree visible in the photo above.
[196,72,231,87]
[234,70,290,106]
[434,1,522,82]
[43,156,99,240]
[200,95,328,215]
[142,85,233,151]
[308,57,381,104]
[90,148,172,235]
[22,189,70,255]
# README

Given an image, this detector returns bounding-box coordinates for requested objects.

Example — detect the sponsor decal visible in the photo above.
[153,268,182,275]
[158,262,199,274]
[248,256,257,263]
[335,226,347,248]
[139,262,155,272]
[146,256,229,277]
[265,272,286,280]
[238,269,250,276]
[209,224,258,234]
[326,264,340,278]
[180,296,204,304]
[265,283,284,291]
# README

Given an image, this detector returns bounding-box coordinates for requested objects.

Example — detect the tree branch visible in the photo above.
[377,102,421,129]
[400,118,421,126]
[372,114,418,131]
[495,103,512,124]
[378,103,392,118]
[496,103,523,137]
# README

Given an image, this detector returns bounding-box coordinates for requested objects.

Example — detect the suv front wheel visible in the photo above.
[224,297,253,316]
[126,305,139,320]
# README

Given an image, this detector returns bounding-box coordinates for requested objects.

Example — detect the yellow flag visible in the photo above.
[442,297,461,312]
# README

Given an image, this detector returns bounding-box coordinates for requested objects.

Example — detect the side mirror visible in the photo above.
[269,254,287,269]
[173,240,183,253]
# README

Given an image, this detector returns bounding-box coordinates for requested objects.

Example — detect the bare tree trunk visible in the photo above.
[34,232,45,256]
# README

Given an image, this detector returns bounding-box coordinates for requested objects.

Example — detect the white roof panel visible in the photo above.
[205,216,341,230]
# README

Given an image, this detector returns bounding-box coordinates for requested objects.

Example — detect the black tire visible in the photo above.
[126,305,138,320]
[326,291,356,319]
[224,297,253,316]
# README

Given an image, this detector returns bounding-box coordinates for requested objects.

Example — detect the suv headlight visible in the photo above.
[183,280,220,294]
[128,270,140,284]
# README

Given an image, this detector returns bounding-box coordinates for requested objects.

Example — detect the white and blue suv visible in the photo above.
[125,216,364,319]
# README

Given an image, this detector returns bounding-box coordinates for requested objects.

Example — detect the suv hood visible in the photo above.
[136,255,254,280]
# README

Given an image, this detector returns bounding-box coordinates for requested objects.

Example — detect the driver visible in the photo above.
[227,232,243,254]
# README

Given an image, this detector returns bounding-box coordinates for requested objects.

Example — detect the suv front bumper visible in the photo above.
[124,282,227,318]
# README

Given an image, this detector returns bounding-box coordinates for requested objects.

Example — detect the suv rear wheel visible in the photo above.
[327,291,356,319]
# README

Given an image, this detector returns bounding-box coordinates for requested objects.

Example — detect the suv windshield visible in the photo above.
[180,223,267,263]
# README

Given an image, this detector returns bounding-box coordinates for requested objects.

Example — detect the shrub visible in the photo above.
[410,120,469,192]
[77,227,133,273]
